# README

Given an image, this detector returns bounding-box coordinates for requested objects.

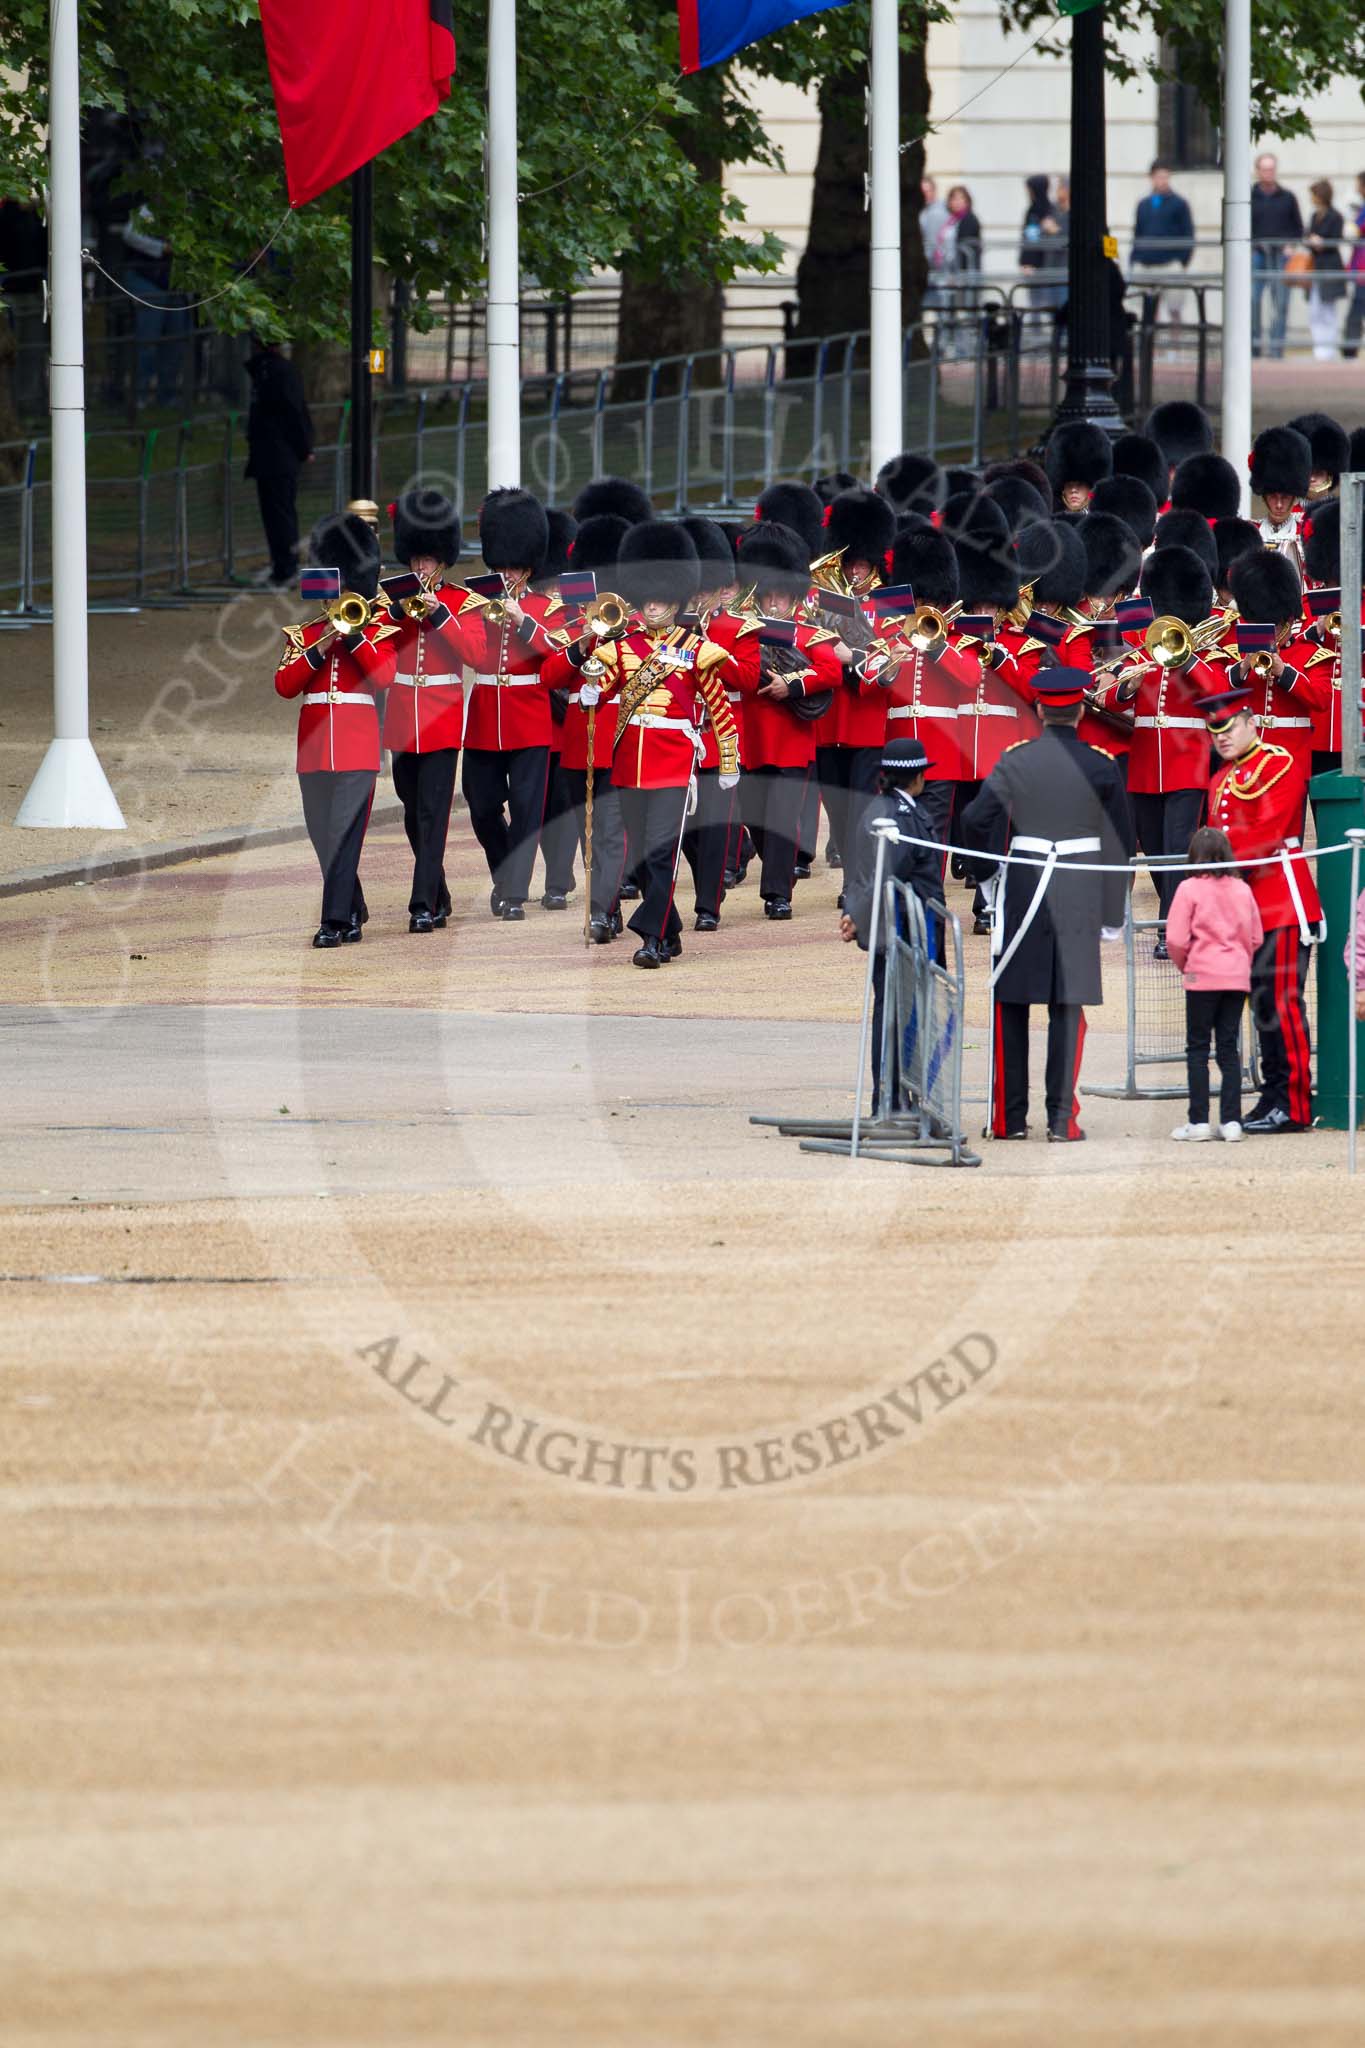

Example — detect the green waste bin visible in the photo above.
[1308,772,1365,1129]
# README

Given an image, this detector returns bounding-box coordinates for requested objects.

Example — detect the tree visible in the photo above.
[0,0,784,354]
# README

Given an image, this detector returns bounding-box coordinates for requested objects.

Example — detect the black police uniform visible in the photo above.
[960,722,1134,1138]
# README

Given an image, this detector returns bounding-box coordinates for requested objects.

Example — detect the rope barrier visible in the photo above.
[869,825,1357,877]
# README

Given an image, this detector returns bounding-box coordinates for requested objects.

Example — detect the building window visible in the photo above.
[1156,40,1220,170]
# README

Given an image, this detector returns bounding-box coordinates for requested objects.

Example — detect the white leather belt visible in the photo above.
[1012,834,1102,856]
[960,702,1018,717]
[630,714,697,734]
[395,673,461,690]
[889,704,956,719]
[302,691,373,706]
[1259,715,1312,729]
[473,671,541,688]
[1134,715,1203,729]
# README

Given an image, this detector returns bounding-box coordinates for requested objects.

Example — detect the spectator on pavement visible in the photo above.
[245,337,315,590]
[1131,161,1195,336]
[921,176,951,312]
[1305,180,1346,359]
[1020,174,1066,313]
[1250,153,1303,360]
[1343,171,1365,360]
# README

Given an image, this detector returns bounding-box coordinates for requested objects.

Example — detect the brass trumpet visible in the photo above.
[583,590,629,637]
[402,574,442,623]
[325,590,378,632]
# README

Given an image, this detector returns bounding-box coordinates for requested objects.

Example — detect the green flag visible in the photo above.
[1056,0,1103,14]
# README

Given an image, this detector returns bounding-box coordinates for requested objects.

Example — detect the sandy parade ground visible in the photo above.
[2,595,1364,2046]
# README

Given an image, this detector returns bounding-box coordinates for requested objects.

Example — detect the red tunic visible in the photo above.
[591,627,741,791]
[539,633,624,772]
[734,620,841,770]
[1208,740,1320,935]
[1113,653,1225,795]
[1243,639,1332,776]
[881,633,978,780]
[951,627,1036,779]
[379,579,468,754]
[452,589,569,752]
[275,615,398,774]
[698,609,759,770]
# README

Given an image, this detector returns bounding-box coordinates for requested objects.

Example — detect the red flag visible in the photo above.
[261,0,456,208]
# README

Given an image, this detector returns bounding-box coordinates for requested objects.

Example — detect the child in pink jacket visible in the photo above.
[1165,827,1263,1142]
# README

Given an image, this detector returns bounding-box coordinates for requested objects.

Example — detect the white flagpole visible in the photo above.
[867,0,903,475]
[1221,0,1252,511]
[16,0,124,830]
[485,0,522,490]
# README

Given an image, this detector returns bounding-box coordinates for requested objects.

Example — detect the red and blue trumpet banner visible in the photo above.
[678,0,850,73]
[261,0,456,206]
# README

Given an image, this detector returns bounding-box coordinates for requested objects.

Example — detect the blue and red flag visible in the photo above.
[678,0,850,73]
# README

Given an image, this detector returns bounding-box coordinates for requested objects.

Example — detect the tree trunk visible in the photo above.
[614,126,726,401]
[789,28,929,376]
[0,316,23,483]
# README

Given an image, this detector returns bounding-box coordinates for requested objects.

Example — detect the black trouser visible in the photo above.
[683,767,734,918]
[1185,988,1245,1125]
[616,783,690,944]
[298,769,374,929]
[539,752,579,897]
[391,747,456,917]
[1131,787,1206,918]
[994,1000,1085,1137]
[870,951,896,1120]
[1344,280,1365,356]
[461,744,550,907]
[741,764,807,904]
[562,765,627,920]
[255,468,300,585]
[796,772,822,866]
[818,743,880,888]
[1250,925,1313,1123]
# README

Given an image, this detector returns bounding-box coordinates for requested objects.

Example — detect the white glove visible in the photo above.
[719,770,740,791]
[1100,926,1123,943]
[578,681,601,708]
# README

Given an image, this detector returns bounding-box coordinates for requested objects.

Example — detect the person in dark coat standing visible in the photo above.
[245,338,314,588]
[841,737,947,1117]
[960,668,1134,1142]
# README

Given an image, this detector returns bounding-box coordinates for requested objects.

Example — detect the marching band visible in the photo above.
[275,403,1363,1132]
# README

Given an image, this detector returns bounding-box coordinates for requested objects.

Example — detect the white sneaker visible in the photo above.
[1170,1123,1212,1142]
[1220,1122,1243,1143]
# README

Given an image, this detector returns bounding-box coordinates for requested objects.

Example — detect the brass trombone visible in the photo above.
[1143,613,1228,672]
[583,590,630,637]
[325,590,379,632]
[906,600,960,655]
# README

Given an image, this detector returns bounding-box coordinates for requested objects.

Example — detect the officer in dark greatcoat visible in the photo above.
[960,668,1135,1141]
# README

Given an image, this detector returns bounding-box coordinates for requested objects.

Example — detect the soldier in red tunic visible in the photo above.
[379,489,467,933]
[1248,426,1312,573]
[757,481,837,878]
[878,526,974,847]
[1300,497,1363,782]
[575,522,741,967]
[1198,685,1322,1132]
[810,487,897,891]
[454,489,567,922]
[274,513,398,947]
[1043,420,1113,513]
[1225,550,1333,785]
[533,506,584,913]
[731,522,841,919]
[679,516,748,931]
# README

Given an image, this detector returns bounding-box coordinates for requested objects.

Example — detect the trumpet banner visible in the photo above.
[261,0,457,207]
[678,0,850,73]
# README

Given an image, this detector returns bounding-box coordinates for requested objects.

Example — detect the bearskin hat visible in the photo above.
[952,492,1018,610]
[985,474,1051,536]
[1169,452,1241,523]
[536,507,577,585]
[1078,511,1142,600]
[755,481,825,557]
[737,519,811,600]
[1286,411,1350,484]
[875,452,945,517]
[1112,431,1167,504]
[616,519,700,610]
[824,486,897,568]
[1014,517,1086,610]
[571,475,652,526]
[943,465,981,500]
[1211,516,1263,593]
[479,487,549,573]
[1144,400,1213,472]
[1140,544,1213,627]
[1229,546,1303,626]
[1249,427,1312,501]
[1301,499,1364,587]
[1153,508,1218,577]
[677,515,737,586]
[570,513,629,580]
[940,489,1008,544]
[1044,421,1114,496]
[888,526,959,608]
[814,470,858,506]
[982,456,1054,512]
[1089,475,1159,550]
[391,488,459,570]
[310,511,382,601]
[895,509,934,539]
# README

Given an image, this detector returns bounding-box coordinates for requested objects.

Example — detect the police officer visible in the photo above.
[840,737,946,1117]
[960,669,1135,1141]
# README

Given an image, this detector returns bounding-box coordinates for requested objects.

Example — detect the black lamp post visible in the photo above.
[1052,0,1126,434]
